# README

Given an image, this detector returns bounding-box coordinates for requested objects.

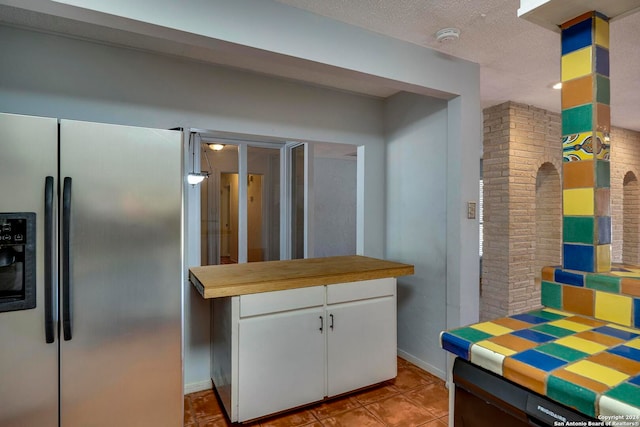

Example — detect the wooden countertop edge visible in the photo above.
[190,265,414,299]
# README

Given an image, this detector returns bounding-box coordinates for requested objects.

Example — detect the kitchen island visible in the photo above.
[190,255,414,423]
[441,264,640,425]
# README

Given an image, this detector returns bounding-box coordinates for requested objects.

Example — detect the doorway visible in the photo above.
[194,131,358,266]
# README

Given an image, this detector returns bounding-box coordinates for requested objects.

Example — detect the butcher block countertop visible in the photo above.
[189,255,414,299]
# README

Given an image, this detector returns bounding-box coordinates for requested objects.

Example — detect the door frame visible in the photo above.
[190,129,350,265]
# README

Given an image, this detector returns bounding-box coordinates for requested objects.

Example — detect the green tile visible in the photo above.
[596,75,610,105]
[535,343,589,362]
[596,159,610,188]
[531,323,575,338]
[449,327,492,342]
[564,216,594,244]
[547,375,596,417]
[605,382,640,408]
[585,274,621,293]
[541,281,562,310]
[530,308,569,320]
[563,104,593,135]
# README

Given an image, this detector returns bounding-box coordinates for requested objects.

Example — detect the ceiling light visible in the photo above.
[435,28,460,43]
[209,143,225,151]
[552,82,562,90]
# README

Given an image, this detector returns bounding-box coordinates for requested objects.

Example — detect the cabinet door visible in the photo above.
[327,296,396,397]
[238,307,325,422]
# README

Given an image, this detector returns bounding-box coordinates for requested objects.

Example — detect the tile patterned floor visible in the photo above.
[184,358,449,427]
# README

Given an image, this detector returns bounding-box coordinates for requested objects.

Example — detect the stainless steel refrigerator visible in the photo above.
[0,113,183,426]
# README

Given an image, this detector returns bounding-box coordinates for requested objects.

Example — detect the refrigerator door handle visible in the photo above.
[44,176,55,343]
[62,177,73,341]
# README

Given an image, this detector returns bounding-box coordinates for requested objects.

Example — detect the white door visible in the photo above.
[238,307,325,421]
[327,296,397,397]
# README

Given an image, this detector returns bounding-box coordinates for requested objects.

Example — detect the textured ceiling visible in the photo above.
[0,1,638,131]
[275,0,640,131]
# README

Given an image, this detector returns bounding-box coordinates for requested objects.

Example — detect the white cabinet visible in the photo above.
[212,278,397,422]
[326,296,396,396]
[238,306,325,421]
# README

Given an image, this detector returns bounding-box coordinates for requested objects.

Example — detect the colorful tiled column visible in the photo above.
[561,11,611,273]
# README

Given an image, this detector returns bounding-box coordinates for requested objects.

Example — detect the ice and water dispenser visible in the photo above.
[0,213,36,312]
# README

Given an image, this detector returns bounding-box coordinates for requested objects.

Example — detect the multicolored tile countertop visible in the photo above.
[441,263,640,418]
[440,308,640,418]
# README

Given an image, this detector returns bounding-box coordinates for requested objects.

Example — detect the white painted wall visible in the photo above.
[385,92,449,377]
[3,0,481,329]
[0,25,386,392]
[313,157,357,257]
[0,0,482,387]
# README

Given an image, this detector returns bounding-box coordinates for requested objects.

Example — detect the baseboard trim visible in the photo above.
[184,379,212,395]
[397,349,446,381]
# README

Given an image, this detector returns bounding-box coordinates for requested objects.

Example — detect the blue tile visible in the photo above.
[608,345,640,362]
[630,375,640,387]
[598,216,612,244]
[593,326,639,341]
[564,244,595,272]
[596,46,610,77]
[441,332,471,360]
[511,313,549,325]
[635,299,640,329]
[511,329,556,343]
[562,17,593,55]
[511,349,568,372]
[554,269,585,287]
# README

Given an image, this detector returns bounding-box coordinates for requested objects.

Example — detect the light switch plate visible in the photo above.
[467,201,477,219]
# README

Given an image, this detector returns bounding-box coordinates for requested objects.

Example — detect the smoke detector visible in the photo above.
[436,28,460,42]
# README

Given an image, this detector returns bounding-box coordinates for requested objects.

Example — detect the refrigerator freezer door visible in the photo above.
[59,120,183,426]
[0,113,59,427]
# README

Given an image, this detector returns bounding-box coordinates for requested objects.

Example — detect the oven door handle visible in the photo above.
[44,176,55,344]
[62,177,73,341]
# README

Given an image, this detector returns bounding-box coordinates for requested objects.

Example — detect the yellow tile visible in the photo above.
[611,272,640,277]
[562,47,592,82]
[470,321,513,336]
[626,339,640,350]
[548,319,593,332]
[554,336,607,354]
[565,360,629,387]
[597,245,611,272]
[595,291,632,327]
[564,188,595,216]
[595,17,609,49]
[475,340,517,356]
[542,308,572,316]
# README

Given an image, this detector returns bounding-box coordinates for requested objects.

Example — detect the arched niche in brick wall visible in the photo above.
[535,162,562,281]
[623,171,640,265]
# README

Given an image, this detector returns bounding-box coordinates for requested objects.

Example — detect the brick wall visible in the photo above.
[611,127,640,264]
[481,102,640,320]
[481,102,562,320]
[481,103,511,320]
